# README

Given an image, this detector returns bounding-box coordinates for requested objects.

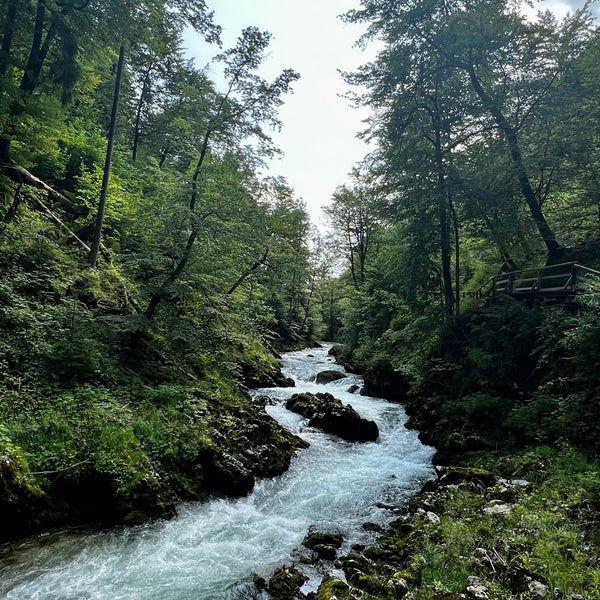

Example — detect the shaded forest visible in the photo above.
[1,2,600,594]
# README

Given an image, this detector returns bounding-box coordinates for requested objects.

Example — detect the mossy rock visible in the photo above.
[363,546,396,562]
[267,566,307,600]
[240,359,295,389]
[302,529,343,549]
[361,355,410,402]
[214,404,309,479]
[437,466,496,488]
[202,450,255,496]
[362,521,384,533]
[312,544,338,560]
[286,392,379,442]
[115,472,177,524]
[315,576,355,600]
[351,572,393,597]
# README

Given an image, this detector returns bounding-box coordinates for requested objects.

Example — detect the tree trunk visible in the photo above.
[433,98,454,319]
[190,129,211,211]
[0,163,87,214]
[466,65,564,263]
[0,184,22,234]
[145,226,200,320]
[227,249,269,294]
[20,0,59,96]
[0,0,57,161]
[0,0,19,77]
[89,45,125,267]
[132,66,153,162]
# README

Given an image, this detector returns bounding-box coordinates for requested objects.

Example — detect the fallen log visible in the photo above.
[1,162,88,216]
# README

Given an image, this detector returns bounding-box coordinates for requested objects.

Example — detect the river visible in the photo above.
[0,344,433,599]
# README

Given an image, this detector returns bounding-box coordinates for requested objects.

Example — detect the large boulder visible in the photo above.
[361,355,410,401]
[286,392,379,442]
[315,370,346,384]
[204,404,310,493]
[241,361,295,388]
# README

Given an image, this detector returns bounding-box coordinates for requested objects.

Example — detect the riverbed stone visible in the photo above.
[203,451,255,496]
[267,566,307,600]
[240,360,295,388]
[315,575,352,600]
[465,575,490,599]
[437,466,496,488]
[483,501,512,515]
[286,392,379,442]
[313,544,338,560]
[303,529,343,549]
[315,370,346,384]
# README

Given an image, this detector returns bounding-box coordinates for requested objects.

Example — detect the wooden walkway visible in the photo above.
[462,262,600,301]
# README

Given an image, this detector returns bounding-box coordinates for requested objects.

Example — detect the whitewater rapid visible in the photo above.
[0,344,433,599]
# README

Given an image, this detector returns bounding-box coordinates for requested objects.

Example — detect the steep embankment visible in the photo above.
[0,222,307,541]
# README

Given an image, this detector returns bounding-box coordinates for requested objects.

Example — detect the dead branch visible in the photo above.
[1,162,88,215]
[27,458,92,476]
[28,193,91,251]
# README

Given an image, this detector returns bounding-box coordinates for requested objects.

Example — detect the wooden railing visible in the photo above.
[461,262,600,301]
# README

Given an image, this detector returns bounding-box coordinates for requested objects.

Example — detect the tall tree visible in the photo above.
[0,0,220,163]
[324,184,379,290]
[344,0,598,266]
[143,27,299,320]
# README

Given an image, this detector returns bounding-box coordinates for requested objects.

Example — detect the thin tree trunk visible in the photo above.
[227,249,269,294]
[466,64,563,263]
[132,66,153,162]
[190,129,211,211]
[0,0,19,77]
[158,146,170,168]
[0,184,22,237]
[89,45,125,267]
[449,194,460,316]
[20,0,59,95]
[0,0,56,161]
[433,98,454,319]
[145,226,200,319]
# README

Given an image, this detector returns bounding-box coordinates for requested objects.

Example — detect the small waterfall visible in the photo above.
[0,344,433,599]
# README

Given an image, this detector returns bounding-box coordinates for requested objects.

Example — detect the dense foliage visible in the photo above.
[0,1,323,535]
[321,0,600,456]
[2,10,600,593]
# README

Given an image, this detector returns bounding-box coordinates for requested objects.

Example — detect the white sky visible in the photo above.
[184,0,375,227]
[184,0,593,226]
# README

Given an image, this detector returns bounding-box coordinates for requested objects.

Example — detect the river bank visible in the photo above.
[0,345,434,599]
[271,446,599,600]
[264,347,600,600]
[3,341,598,599]
[0,351,307,542]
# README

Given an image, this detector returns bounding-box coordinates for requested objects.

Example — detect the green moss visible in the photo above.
[267,566,307,600]
[315,576,353,600]
[324,448,600,600]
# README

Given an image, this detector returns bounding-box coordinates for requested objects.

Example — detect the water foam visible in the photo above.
[0,344,433,599]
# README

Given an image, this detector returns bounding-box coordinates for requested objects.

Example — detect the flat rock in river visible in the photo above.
[285,392,379,442]
[315,370,346,384]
